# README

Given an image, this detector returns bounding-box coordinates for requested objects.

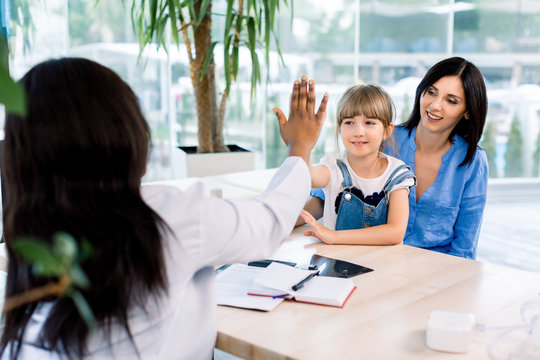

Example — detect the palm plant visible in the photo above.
[124,0,291,153]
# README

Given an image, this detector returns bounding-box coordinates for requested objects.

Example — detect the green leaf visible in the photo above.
[234,9,244,35]
[247,17,256,50]
[70,264,90,290]
[263,0,271,63]
[200,41,218,81]
[12,238,64,277]
[224,0,235,36]
[0,66,26,116]
[71,290,96,332]
[269,0,276,26]
[232,45,239,80]
[232,10,243,80]
[249,47,260,99]
[167,0,180,45]
[187,0,196,23]
[223,34,235,92]
[149,0,159,38]
[195,0,211,28]
[53,232,77,267]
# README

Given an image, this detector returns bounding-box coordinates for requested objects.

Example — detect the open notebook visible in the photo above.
[248,262,356,308]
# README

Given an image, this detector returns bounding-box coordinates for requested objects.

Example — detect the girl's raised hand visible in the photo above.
[273,76,328,163]
[300,210,337,244]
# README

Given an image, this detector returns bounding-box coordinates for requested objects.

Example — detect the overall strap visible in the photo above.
[336,159,353,187]
[382,164,415,193]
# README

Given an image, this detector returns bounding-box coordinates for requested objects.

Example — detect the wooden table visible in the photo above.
[2,168,539,358]
[216,226,540,359]
[146,169,540,359]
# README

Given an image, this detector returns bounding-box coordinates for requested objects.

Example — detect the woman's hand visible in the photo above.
[273,76,328,164]
[300,210,337,244]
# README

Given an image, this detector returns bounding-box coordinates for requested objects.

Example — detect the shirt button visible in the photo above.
[365,208,372,214]
[344,193,351,201]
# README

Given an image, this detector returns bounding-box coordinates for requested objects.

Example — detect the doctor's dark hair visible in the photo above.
[1,58,168,359]
[402,56,487,166]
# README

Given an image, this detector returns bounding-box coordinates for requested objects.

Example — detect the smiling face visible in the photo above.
[419,75,469,137]
[340,115,392,160]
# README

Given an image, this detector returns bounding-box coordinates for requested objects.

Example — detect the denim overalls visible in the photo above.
[334,159,415,231]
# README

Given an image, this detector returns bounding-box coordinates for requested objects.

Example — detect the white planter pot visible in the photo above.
[172,144,255,178]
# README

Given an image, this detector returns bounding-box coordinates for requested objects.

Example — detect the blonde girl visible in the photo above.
[301,83,416,245]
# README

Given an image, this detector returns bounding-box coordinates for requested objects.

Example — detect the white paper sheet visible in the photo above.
[215,263,284,311]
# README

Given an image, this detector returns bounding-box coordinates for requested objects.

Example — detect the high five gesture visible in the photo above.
[273,75,328,163]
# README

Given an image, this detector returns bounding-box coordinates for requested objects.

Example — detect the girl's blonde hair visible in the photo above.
[336,83,396,152]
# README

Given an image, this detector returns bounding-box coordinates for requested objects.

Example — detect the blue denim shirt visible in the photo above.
[387,126,488,259]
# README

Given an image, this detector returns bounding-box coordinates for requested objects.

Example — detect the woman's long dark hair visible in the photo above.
[402,56,488,166]
[0,58,168,359]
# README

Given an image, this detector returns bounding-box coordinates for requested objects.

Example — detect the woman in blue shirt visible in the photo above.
[306,57,488,259]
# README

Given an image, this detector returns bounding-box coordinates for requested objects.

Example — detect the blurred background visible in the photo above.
[1,0,540,271]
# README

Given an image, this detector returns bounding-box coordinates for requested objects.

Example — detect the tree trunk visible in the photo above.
[191,0,214,153]
[191,0,228,153]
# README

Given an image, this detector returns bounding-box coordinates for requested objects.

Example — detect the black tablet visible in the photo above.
[309,254,373,278]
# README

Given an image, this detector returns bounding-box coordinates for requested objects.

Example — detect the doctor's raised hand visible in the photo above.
[273,76,328,163]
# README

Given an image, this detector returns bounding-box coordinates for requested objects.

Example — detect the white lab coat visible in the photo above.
[2,157,310,360]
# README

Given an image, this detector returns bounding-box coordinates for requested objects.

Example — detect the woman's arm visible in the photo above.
[301,188,409,245]
[448,152,488,259]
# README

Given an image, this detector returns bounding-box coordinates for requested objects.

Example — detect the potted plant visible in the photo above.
[123,0,291,176]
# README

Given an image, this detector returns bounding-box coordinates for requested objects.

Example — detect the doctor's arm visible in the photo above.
[201,76,329,264]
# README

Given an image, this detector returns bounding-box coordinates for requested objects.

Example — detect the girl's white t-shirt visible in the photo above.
[320,152,415,230]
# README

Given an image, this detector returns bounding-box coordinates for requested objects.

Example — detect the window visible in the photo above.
[4,0,540,271]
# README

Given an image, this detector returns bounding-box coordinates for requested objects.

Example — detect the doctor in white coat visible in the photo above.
[0,57,327,360]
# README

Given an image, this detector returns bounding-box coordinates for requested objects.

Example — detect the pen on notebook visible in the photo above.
[291,270,320,291]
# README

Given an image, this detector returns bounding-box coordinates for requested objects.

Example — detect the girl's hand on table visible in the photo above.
[300,210,337,245]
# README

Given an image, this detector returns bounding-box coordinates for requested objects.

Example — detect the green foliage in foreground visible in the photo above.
[10,232,95,331]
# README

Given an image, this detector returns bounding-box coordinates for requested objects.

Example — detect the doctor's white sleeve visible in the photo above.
[199,156,310,266]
